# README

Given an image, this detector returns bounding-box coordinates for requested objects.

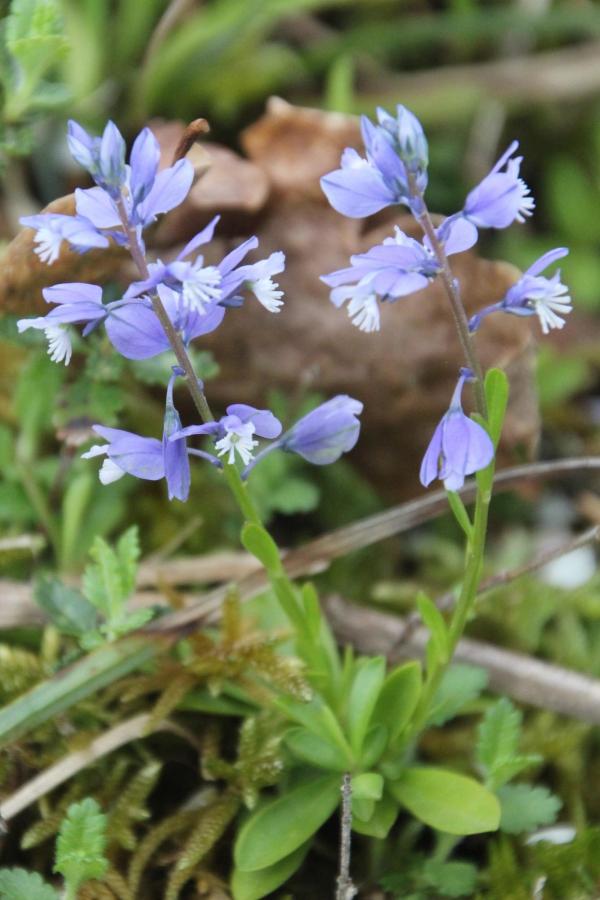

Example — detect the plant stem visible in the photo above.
[116,198,214,424]
[408,176,487,417]
[335,773,357,900]
[403,180,493,737]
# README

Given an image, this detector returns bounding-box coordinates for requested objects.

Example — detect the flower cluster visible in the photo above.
[320,104,571,342]
[83,384,363,503]
[20,120,364,500]
[321,104,572,491]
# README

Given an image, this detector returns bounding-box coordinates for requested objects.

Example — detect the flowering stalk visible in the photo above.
[407,174,487,418]
[405,183,492,737]
[115,197,215,426]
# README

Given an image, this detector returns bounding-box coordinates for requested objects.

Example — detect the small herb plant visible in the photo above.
[4,103,572,896]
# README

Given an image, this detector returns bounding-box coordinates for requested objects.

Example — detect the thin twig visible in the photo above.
[388,524,600,651]
[335,773,357,900]
[4,457,600,632]
[0,713,192,822]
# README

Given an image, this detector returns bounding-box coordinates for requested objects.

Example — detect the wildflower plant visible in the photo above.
[8,110,568,897]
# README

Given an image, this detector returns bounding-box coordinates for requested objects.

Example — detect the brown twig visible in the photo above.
[0,713,194,822]
[3,456,600,632]
[388,524,600,651]
[171,118,211,165]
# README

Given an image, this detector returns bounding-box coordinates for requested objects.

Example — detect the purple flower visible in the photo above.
[321,218,471,332]
[172,405,282,467]
[24,121,195,266]
[82,371,224,500]
[67,120,127,198]
[20,213,110,264]
[459,141,534,245]
[321,106,429,219]
[17,283,108,365]
[105,284,225,360]
[375,105,428,178]
[469,248,571,335]
[227,251,286,313]
[279,395,363,464]
[125,218,285,315]
[82,426,166,486]
[420,370,494,491]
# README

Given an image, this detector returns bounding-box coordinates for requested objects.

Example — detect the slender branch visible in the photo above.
[335,773,357,900]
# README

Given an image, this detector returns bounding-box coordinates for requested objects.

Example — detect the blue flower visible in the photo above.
[321,105,428,219]
[105,284,226,360]
[67,120,127,198]
[420,370,494,491]
[469,248,571,335]
[279,395,363,464]
[82,371,225,501]
[124,216,285,315]
[321,218,472,332]
[24,121,195,265]
[20,213,110,264]
[172,405,283,467]
[458,141,534,246]
[375,105,428,178]
[17,283,108,364]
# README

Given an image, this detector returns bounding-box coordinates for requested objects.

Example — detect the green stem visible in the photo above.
[116,198,306,629]
[223,463,262,525]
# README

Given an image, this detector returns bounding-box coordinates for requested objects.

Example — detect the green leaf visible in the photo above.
[81,527,141,640]
[476,698,521,772]
[428,664,488,726]
[241,522,282,574]
[446,490,473,539]
[476,698,541,790]
[361,723,388,768]
[372,661,421,745]
[116,526,140,598]
[284,727,347,772]
[417,592,449,669]
[484,368,509,449]
[54,797,108,892]
[351,791,398,839]
[33,576,97,637]
[352,772,383,801]
[234,775,340,871]
[0,635,157,746]
[347,656,386,754]
[497,784,561,834]
[231,842,309,900]
[4,0,68,117]
[60,472,95,570]
[275,696,353,764]
[0,869,58,900]
[390,767,500,835]
[422,859,478,898]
